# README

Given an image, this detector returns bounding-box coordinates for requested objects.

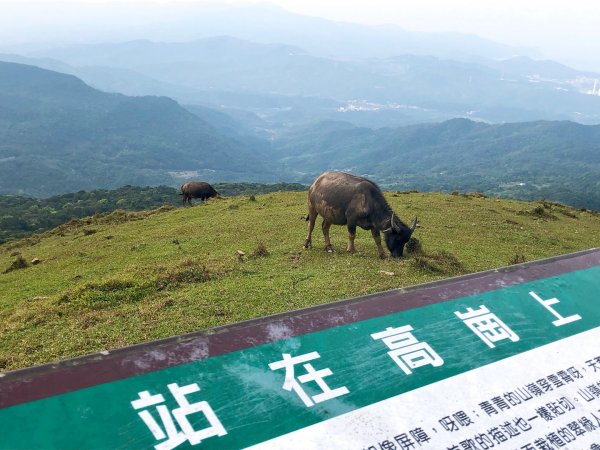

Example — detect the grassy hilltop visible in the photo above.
[1,191,599,371]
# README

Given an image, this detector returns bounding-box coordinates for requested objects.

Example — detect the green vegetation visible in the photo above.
[1,191,599,371]
[3,62,600,212]
[0,186,178,243]
[0,61,277,197]
[213,182,307,197]
[0,183,307,244]
[276,119,600,211]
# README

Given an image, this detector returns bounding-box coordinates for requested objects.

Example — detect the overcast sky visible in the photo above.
[1,0,599,72]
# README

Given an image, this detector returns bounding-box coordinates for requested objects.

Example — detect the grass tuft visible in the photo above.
[410,250,465,275]
[157,259,210,286]
[508,254,527,265]
[519,204,557,220]
[405,237,424,255]
[251,242,270,258]
[58,277,153,309]
[3,254,29,273]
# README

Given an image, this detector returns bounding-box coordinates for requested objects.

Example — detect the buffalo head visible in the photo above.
[384,215,418,258]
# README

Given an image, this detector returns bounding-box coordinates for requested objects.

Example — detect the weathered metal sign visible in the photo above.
[1,249,600,449]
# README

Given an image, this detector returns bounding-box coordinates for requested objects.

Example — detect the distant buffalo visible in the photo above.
[179,181,218,206]
[304,171,417,258]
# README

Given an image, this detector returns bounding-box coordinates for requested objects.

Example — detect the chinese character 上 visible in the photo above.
[529,291,581,326]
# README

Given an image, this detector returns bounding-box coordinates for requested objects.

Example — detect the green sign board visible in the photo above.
[1,249,600,449]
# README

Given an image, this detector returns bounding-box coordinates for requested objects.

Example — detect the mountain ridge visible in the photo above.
[0,61,278,196]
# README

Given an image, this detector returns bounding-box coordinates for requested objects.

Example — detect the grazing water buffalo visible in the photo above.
[304,172,418,258]
[179,181,218,206]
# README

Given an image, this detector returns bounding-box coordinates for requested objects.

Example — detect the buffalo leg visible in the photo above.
[347,224,357,253]
[304,212,317,249]
[371,229,387,259]
[322,219,334,252]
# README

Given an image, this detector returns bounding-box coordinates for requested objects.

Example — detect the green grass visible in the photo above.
[1,191,599,371]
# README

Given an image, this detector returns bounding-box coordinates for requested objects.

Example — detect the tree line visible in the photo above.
[0,183,307,244]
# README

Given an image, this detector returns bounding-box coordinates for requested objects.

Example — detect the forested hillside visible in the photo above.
[0,62,277,197]
[2,62,600,211]
[274,119,600,210]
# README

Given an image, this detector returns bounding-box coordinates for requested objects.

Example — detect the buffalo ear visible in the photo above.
[410,217,419,233]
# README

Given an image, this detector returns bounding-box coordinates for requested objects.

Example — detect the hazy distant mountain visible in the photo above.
[0,62,277,197]
[0,53,196,99]
[4,3,531,63]
[274,118,600,210]
[22,36,600,127]
[115,4,536,62]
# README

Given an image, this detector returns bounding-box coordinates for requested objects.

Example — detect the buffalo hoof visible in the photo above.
[303,240,312,249]
[326,245,335,253]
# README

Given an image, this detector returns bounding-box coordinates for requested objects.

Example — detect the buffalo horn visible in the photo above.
[410,217,419,232]
[391,213,402,233]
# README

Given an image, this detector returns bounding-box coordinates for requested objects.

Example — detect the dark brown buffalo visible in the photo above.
[179,181,218,206]
[303,172,417,258]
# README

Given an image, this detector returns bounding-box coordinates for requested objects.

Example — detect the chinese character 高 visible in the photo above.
[371,325,443,375]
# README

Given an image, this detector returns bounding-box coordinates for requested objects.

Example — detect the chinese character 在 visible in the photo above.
[529,291,581,326]
[268,351,349,407]
[455,305,519,348]
[371,325,443,375]
[130,382,227,450]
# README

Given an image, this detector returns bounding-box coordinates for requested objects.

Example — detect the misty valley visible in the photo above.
[1,5,600,239]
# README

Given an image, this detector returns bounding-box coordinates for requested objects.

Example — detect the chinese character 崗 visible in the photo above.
[455,305,519,348]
